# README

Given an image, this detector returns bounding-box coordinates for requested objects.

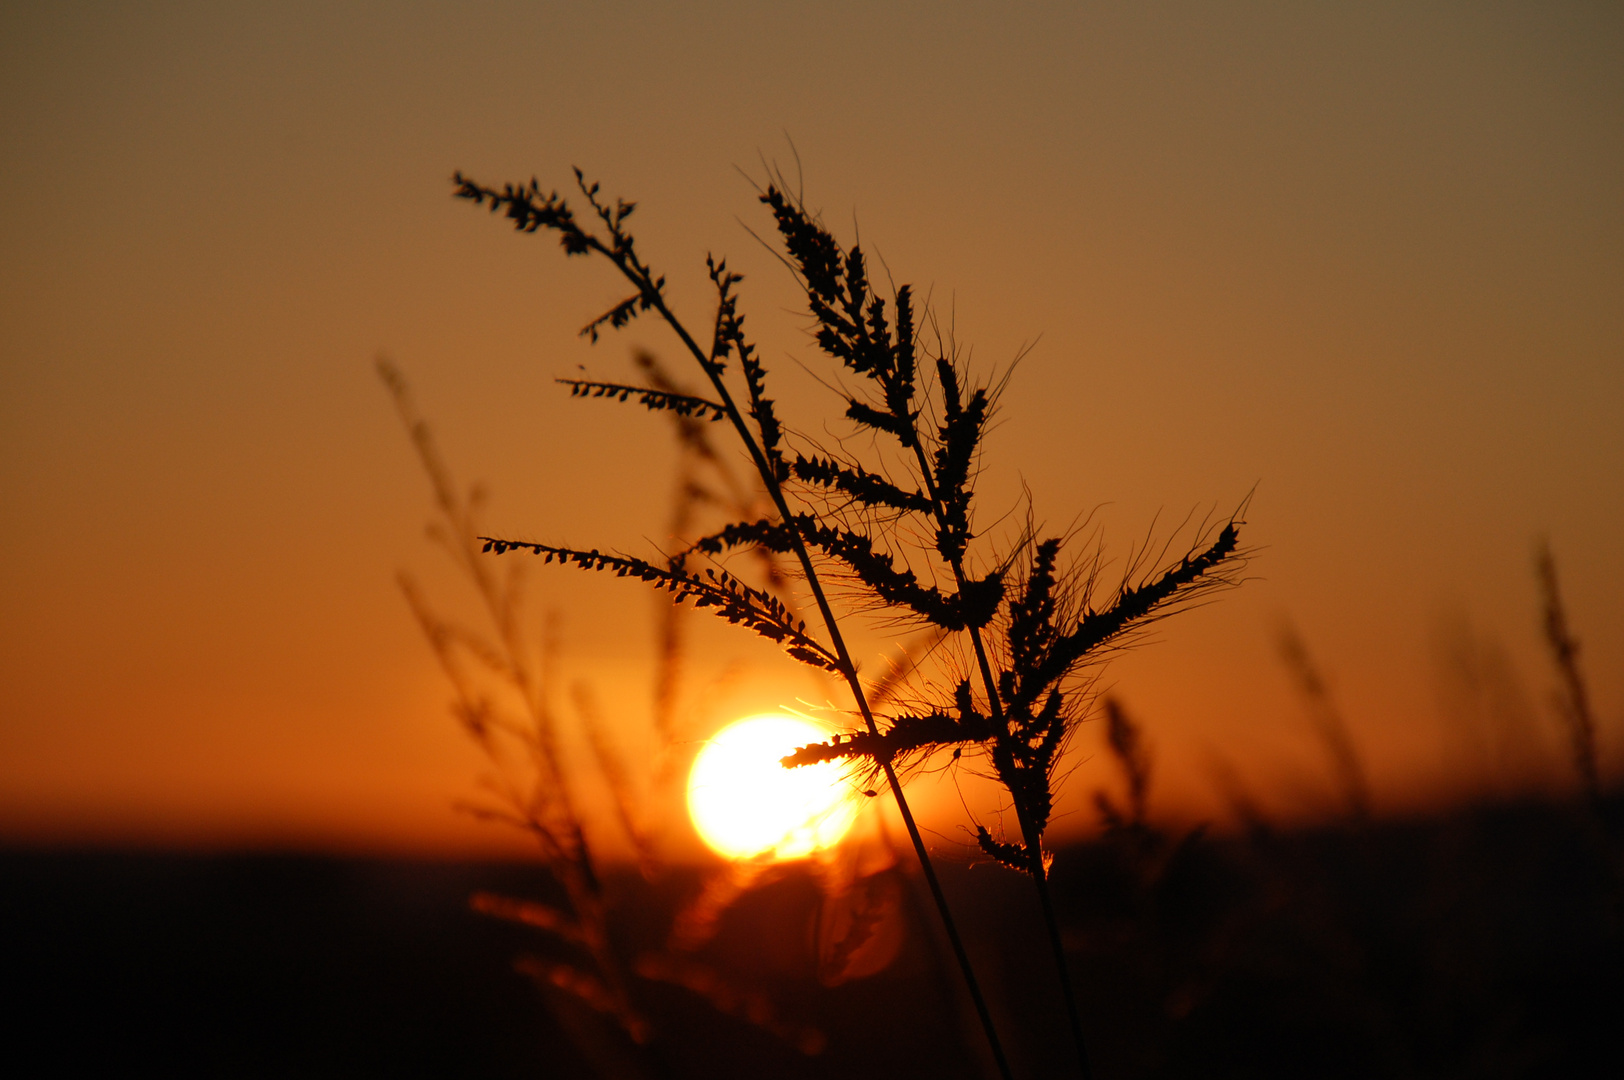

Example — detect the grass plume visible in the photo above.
[454,164,1250,1077]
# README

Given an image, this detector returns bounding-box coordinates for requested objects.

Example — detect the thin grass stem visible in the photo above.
[571,211,1016,1080]
[890,358,1094,1079]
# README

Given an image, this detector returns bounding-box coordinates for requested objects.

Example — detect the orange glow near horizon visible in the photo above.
[687,715,859,861]
[0,3,1619,855]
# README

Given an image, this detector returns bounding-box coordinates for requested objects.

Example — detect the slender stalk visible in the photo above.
[386,369,648,1043]
[1020,815,1094,1080]
[1536,543,1600,807]
[903,411,1094,1079]
[581,228,1015,1080]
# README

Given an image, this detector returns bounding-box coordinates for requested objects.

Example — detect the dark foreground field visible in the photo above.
[3,797,1618,1078]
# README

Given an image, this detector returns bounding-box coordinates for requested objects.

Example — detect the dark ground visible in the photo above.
[2,797,1619,1079]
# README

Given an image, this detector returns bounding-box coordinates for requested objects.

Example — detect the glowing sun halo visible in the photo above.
[687,714,859,860]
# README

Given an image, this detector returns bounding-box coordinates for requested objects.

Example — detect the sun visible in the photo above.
[687,714,860,861]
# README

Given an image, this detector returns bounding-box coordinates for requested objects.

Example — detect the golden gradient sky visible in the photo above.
[2,1,1620,856]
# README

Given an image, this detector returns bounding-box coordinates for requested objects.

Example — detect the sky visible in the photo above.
[2,1,1620,857]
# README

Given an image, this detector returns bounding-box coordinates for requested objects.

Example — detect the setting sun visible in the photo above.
[687,715,860,860]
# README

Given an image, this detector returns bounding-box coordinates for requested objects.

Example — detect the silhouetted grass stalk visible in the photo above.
[1536,542,1600,809]
[1278,623,1373,824]
[389,356,854,1068]
[892,348,1095,1077]
[455,167,1247,1077]
[453,169,1015,1078]
[381,360,650,1045]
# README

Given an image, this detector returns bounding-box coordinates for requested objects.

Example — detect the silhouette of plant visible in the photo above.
[453,164,1248,1078]
[1277,623,1372,823]
[1536,541,1601,808]
[381,359,651,1053]
[383,359,854,1074]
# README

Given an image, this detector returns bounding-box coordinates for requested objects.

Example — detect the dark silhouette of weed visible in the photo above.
[1095,697,1156,841]
[1536,541,1601,809]
[380,359,653,1057]
[383,359,865,1074]
[452,164,1249,1079]
[1276,623,1372,824]
[1536,541,1622,930]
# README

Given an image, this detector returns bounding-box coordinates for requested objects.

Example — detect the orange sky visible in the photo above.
[2,1,1620,857]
